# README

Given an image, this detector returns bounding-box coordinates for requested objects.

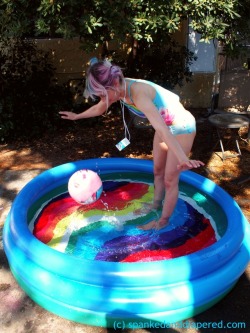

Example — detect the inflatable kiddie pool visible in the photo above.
[3,158,250,327]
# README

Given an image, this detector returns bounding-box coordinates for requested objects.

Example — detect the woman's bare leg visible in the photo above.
[135,133,166,218]
[138,132,196,230]
[137,132,168,229]
[156,132,196,229]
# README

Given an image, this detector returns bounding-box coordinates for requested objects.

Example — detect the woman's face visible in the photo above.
[99,87,120,106]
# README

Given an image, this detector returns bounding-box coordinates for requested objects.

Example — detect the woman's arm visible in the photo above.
[59,99,107,120]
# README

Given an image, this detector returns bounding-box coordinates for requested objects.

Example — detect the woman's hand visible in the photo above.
[177,159,204,171]
[59,111,78,121]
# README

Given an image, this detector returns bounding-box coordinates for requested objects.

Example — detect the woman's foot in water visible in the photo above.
[137,217,170,230]
[137,219,157,230]
[134,200,162,216]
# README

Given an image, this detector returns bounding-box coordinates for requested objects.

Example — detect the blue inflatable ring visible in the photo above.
[3,158,250,327]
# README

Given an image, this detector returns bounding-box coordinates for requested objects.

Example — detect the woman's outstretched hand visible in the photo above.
[177,159,204,171]
[59,111,78,120]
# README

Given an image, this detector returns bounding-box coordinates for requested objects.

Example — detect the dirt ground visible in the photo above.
[0,108,249,332]
[1,108,249,218]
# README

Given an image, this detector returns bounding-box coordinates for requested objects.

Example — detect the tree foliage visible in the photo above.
[1,1,250,142]
[0,0,250,51]
[0,38,72,141]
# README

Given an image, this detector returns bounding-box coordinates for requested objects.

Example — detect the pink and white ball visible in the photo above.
[68,169,103,204]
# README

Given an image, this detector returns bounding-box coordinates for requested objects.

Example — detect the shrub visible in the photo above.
[0,38,72,142]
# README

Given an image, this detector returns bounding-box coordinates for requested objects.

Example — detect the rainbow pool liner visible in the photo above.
[30,180,220,262]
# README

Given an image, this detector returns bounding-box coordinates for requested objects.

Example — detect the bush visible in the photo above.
[0,38,72,142]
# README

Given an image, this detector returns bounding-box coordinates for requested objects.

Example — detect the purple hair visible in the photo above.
[84,59,124,100]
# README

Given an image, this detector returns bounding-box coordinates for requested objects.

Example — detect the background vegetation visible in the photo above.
[0,38,72,141]
[0,0,250,141]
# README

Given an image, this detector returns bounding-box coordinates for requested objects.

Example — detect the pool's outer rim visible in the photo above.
[3,158,250,327]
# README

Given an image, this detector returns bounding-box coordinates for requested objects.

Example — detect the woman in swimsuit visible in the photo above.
[59,59,204,229]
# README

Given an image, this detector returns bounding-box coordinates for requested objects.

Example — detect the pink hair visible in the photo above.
[84,59,124,100]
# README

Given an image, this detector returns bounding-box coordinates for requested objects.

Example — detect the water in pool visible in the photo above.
[28,171,227,262]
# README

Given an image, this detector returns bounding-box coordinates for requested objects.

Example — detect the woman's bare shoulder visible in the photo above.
[131,80,155,99]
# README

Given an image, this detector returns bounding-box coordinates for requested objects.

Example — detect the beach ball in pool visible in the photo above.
[68,169,103,204]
